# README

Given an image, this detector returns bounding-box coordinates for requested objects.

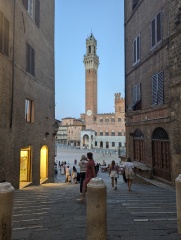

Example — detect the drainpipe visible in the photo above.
[124,1,127,157]
[10,0,16,128]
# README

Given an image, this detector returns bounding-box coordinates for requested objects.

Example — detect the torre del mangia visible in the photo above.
[80,33,126,151]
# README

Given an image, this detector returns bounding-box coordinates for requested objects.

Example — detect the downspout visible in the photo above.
[10,0,15,128]
[124,0,127,114]
[124,0,127,157]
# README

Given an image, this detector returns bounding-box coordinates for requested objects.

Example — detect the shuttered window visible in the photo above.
[151,12,162,48]
[26,43,35,76]
[132,0,139,10]
[3,17,9,55]
[152,71,164,105]
[22,0,28,10]
[35,0,40,27]
[25,99,34,123]
[22,0,40,27]
[133,34,140,65]
[133,83,141,103]
[0,12,9,56]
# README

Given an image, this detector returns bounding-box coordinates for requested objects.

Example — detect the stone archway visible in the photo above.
[152,127,171,181]
[83,134,89,148]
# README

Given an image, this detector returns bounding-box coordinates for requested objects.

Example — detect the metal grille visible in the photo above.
[133,128,144,138]
[152,127,169,140]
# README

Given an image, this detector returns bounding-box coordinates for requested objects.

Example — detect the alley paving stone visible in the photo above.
[12,147,181,240]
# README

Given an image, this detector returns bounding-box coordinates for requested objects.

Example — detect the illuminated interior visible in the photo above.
[40,145,48,180]
[20,146,31,182]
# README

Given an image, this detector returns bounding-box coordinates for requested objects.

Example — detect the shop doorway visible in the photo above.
[40,145,48,183]
[19,146,31,188]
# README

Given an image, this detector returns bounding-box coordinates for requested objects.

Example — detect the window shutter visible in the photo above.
[26,43,30,73]
[137,35,140,62]
[0,12,3,52]
[152,75,158,105]
[158,72,163,104]
[3,17,9,56]
[22,0,28,10]
[137,83,141,101]
[133,85,136,102]
[35,0,40,27]
[133,39,136,63]
[151,18,156,47]
[157,12,162,43]
[31,47,35,76]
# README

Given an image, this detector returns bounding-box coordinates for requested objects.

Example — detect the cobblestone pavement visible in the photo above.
[12,147,181,240]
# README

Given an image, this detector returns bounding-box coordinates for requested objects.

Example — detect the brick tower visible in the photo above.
[83,33,99,123]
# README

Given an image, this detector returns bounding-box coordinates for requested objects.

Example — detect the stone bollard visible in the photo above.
[0,182,14,240]
[176,174,181,234]
[87,178,107,240]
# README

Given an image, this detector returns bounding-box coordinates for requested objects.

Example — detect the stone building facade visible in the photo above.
[56,118,85,146]
[124,0,181,185]
[0,0,55,189]
[80,34,126,151]
[58,34,126,152]
[80,93,125,150]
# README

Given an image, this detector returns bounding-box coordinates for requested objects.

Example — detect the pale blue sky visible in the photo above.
[55,0,124,120]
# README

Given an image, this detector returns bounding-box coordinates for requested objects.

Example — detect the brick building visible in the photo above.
[124,0,181,185]
[0,0,55,189]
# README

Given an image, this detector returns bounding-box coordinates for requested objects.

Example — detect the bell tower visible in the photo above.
[83,33,99,121]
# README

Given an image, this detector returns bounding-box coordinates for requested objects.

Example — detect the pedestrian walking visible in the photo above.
[109,160,119,190]
[72,166,78,183]
[54,163,58,179]
[78,155,87,193]
[60,163,65,175]
[123,157,135,191]
[65,165,71,183]
[77,152,96,202]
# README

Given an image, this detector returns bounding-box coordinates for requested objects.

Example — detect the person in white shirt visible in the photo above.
[78,155,87,193]
[123,158,135,191]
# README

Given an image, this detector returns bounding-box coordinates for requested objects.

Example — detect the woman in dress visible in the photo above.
[109,160,119,190]
[123,157,135,191]
[77,152,96,202]
[72,166,78,183]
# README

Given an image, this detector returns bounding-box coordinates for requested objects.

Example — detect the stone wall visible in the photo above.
[124,0,181,185]
[0,0,55,188]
